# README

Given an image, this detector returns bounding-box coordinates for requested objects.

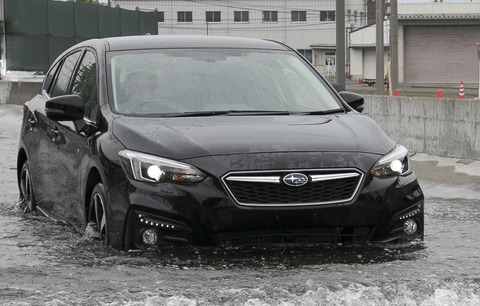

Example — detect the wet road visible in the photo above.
[1,105,479,305]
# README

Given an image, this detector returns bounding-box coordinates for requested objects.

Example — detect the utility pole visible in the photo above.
[336,0,345,91]
[376,0,385,95]
[390,0,399,95]
[477,43,480,99]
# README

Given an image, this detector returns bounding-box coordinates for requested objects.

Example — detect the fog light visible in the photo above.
[142,229,158,245]
[403,219,418,235]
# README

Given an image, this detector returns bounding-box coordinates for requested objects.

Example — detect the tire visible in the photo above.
[19,160,37,214]
[88,183,109,245]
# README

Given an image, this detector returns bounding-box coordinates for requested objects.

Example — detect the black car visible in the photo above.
[17,35,424,250]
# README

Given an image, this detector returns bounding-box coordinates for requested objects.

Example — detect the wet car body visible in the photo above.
[17,35,424,250]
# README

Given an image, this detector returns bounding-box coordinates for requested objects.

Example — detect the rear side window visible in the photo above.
[51,51,82,97]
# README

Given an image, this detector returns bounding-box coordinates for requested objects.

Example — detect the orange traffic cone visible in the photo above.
[459,80,465,99]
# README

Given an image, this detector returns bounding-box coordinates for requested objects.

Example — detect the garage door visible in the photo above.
[363,48,376,80]
[404,25,480,83]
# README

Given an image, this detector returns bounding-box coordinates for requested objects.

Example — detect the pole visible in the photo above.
[376,0,385,95]
[390,0,399,95]
[477,43,480,98]
[336,0,345,91]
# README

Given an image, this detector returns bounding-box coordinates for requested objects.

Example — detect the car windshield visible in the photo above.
[107,49,343,116]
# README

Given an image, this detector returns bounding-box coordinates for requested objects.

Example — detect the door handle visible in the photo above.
[27,117,37,131]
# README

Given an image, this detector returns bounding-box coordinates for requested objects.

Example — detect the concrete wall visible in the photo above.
[0,81,42,105]
[364,96,480,160]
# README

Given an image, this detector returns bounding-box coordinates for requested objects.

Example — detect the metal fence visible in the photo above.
[3,0,159,72]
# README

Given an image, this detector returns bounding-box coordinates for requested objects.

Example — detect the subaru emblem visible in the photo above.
[283,173,308,187]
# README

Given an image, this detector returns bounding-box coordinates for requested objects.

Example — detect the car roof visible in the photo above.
[101,35,290,51]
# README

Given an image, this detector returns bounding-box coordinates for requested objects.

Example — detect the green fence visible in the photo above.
[4,0,159,72]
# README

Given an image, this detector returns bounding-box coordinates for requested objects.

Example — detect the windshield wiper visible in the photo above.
[297,108,346,115]
[155,109,345,118]
[165,110,293,117]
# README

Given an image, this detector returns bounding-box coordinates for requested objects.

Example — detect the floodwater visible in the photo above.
[1,105,479,305]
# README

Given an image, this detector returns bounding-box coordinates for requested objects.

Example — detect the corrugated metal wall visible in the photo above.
[4,0,159,72]
[404,25,480,84]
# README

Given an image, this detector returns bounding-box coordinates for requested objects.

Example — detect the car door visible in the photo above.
[23,60,61,210]
[47,49,100,226]
[39,50,83,220]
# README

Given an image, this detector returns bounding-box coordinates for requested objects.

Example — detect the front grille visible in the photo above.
[216,226,372,247]
[222,169,363,207]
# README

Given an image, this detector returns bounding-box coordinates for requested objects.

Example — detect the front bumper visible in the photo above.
[110,168,424,250]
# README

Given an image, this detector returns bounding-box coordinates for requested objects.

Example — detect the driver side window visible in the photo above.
[51,51,82,97]
[71,50,98,124]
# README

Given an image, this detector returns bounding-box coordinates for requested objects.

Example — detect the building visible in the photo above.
[350,1,480,84]
[110,0,366,78]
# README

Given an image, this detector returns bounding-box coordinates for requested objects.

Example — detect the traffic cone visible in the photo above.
[437,89,443,99]
[459,80,465,99]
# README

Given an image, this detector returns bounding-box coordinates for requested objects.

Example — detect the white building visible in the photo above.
[350,1,480,84]
[110,0,366,77]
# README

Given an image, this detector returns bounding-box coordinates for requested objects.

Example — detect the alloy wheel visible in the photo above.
[89,184,108,244]
[19,161,36,213]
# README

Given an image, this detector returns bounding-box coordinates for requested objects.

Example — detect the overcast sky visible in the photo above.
[93,0,475,5]
[95,0,475,3]
[399,0,474,2]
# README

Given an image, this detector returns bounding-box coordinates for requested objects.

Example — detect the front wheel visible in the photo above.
[19,160,37,214]
[88,183,109,245]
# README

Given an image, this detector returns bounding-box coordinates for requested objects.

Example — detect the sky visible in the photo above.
[95,0,476,4]
[399,0,474,2]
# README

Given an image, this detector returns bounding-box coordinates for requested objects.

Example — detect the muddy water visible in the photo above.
[1,105,479,305]
[1,197,479,305]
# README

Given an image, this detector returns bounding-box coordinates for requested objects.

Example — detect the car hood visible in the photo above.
[112,113,395,160]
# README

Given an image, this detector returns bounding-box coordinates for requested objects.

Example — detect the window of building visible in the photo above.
[234,11,249,22]
[262,11,278,22]
[320,10,335,22]
[354,11,358,23]
[347,9,351,22]
[206,11,221,22]
[157,11,165,23]
[177,11,192,22]
[291,10,306,22]
[297,49,313,63]
[325,53,336,66]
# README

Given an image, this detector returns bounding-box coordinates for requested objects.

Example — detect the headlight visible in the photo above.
[118,149,206,184]
[371,145,411,177]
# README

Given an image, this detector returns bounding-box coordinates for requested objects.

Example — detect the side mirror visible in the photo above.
[339,91,364,113]
[45,95,84,121]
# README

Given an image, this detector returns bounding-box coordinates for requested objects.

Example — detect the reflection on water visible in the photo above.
[135,242,427,269]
